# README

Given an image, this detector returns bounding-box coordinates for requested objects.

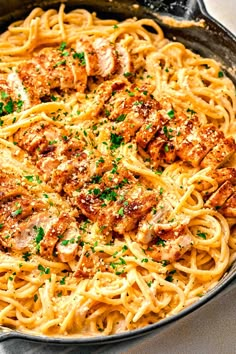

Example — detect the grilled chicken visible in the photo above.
[145,225,192,263]
[76,167,157,234]
[0,171,80,262]
[76,37,131,77]
[0,39,131,115]
[221,193,236,217]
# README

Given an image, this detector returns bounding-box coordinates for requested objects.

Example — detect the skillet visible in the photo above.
[0,0,235,345]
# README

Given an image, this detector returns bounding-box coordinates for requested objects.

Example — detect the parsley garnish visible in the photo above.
[24,175,34,182]
[22,251,31,261]
[11,207,22,217]
[196,231,207,239]
[4,99,14,114]
[73,52,86,66]
[118,207,124,217]
[116,114,127,122]
[167,109,175,119]
[110,133,124,150]
[156,238,166,247]
[38,264,50,275]
[59,42,67,51]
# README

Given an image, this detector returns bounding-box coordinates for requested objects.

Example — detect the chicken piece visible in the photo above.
[14,122,60,157]
[176,124,224,167]
[61,156,113,197]
[115,43,132,75]
[77,37,117,77]
[159,142,176,164]
[0,179,28,202]
[75,191,103,222]
[210,168,236,185]
[0,170,79,262]
[136,111,164,148]
[24,47,87,92]
[76,39,99,76]
[145,225,192,262]
[0,76,31,112]
[221,193,236,217]
[112,186,157,234]
[205,181,235,209]
[39,213,73,258]
[147,138,165,167]
[11,211,49,250]
[56,221,80,262]
[74,249,107,278]
[115,115,144,143]
[200,137,236,169]
[93,38,117,77]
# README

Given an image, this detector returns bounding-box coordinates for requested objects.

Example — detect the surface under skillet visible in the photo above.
[0,0,235,345]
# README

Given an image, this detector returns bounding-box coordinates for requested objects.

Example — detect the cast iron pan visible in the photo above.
[0,0,235,345]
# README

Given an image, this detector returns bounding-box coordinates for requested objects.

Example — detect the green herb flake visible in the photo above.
[60,276,66,285]
[110,133,124,150]
[1,91,8,100]
[59,42,67,51]
[24,175,34,182]
[165,275,173,282]
[167,109,175,119]
[11,207,22,217]
[218,71,224,78]
[123,72,132,77]
[156,238,166,247]
[73,52,86,66]
[116,113,127,122]
[196,231,207,239]
[4,99,14,114]
[35,226,45,244]
[118,207,124,217]
[22,251,31,261]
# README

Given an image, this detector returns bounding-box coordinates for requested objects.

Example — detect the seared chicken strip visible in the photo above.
[0,171,80,262]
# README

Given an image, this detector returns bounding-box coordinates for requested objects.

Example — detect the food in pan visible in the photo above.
[0,4,235,336]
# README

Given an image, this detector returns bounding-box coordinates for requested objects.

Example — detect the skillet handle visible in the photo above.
[140,0,204,21]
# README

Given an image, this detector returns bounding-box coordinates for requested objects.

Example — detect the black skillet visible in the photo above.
[0,0,235,345]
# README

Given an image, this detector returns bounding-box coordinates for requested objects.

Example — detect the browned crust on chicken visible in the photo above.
[205,181,235,209]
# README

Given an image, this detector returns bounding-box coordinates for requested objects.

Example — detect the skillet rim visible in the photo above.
[0,0,235,345]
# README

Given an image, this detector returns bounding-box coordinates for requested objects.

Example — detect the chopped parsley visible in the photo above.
[123,72,132,78]
[11,207,22,217]
[34,226,45,245]
[4,99,14,114]
[218,71,224,78]
[59,42,67,51]
[167,109,175,119]
[156,237,166,247]
[196,231,207,239]
[116,114,127,122]
[110,133,124,150]
[53,60,66,68]
[187,108,196,115]
[73,52,86,66]
[38,264,50,275]
[165,275,173,282]
[118,207,124,217]
[24,175,34,182]
[22,251,31,261]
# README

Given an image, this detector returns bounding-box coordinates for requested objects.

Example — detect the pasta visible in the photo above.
[0,4,235,338]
